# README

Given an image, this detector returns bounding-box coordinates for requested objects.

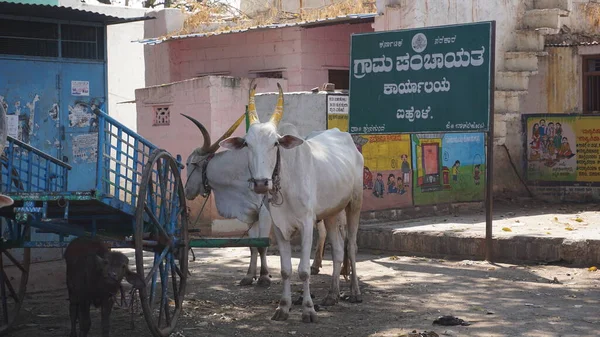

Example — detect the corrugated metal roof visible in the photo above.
[0,1,154,25]
[137,13,377,45]
[545,41,600,47]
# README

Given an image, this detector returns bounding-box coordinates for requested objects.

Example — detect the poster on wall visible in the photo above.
[353,134,413,211]
[326,94,349,132]
[411,133,485,206]
[525,114,598,184]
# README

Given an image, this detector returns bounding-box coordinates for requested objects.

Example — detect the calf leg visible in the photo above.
[240,221,260,286]
[310,220,326,275]
[271,226,292,321]
[257,205,272,287]
[345,203,362,303]
[299,217,317,323]
[78,300,92,337]
[101,297,114,337]
[321,214,344,306]
[257,247,271,287]
[69,300,78,337]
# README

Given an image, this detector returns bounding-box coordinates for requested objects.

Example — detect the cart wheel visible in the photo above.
[0,218,30,335]
[135,149,188,337]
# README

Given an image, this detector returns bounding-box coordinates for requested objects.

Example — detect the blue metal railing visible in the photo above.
[1,136,71,193]
[94,109,161,210]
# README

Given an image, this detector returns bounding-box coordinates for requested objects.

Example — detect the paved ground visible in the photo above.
[10,245,600,337]
[8,199,600,336]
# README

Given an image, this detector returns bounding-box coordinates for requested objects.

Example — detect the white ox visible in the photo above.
[182,108,330,287]
[221,83,363,322]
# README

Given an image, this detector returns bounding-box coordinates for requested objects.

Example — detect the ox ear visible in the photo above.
[219,137,246,150]
[278,135,303,149]
[125,269,146,289]
[0,194,14,208]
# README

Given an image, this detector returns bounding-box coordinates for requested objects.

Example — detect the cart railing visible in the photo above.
[1,136,72,194]
[94,109,182,211]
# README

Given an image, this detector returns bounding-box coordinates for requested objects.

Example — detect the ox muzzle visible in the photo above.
[249,178,272,194]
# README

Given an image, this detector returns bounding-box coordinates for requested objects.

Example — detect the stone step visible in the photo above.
[533,0,572,12]
[522,9,567,29]
[496,71,537,91]
[494,114,507,139]
[495,90,528,113]
[505,51,548,71]
[515,28,560,51]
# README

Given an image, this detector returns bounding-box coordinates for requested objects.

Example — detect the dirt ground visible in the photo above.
[7,244,600,337]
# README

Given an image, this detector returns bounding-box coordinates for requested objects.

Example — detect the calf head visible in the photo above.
[220,83,303,194]
[96,251,145,290]
[182,111,247,200]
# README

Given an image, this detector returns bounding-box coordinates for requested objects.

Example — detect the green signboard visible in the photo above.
[349,21,494,134]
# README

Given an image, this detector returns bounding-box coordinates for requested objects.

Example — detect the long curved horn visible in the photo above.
[207,111,247,153]
[181,113,211,153]
[268,83,284,127]
[247,79,260,125]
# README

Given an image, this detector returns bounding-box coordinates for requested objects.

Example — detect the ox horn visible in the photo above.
[207,111,247,153]
[247,79,260,126]
[182,113,211,153]
[269,83,284,127]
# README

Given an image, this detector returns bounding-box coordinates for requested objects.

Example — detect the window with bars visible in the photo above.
[0,19,104,60]
[583,55,600,113]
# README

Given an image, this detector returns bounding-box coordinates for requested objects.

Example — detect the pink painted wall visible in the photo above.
[135,76,287,233]
[299,23,374,88]
[146,22,374,90]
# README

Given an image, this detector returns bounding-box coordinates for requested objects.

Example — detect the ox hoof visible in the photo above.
[301,309,318,323]
[321,294,338,307]
[257,275,271,287]
[310,266,320,275]
[271,308,290,321]
[239,276,254,286]
[349,294,363,303]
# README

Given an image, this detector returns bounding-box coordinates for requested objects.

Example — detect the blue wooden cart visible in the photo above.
[0,109,268,336]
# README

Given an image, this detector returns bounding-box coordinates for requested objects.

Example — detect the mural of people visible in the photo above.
[397,176,406,195]
[558,136,575,158]
[451,160,460,182]
[363,167,373,190]
[539,119,546,137]
[387,174,398,193]
[474,164,481,185]
[400,154,411,187]
[372,173,384,198]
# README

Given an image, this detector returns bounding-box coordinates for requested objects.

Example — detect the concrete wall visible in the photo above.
[135,76,287,233]
[525,44,600,115]
[374,0,526,73]
[241,0,347,16]
[255,92,327,137]
[145,22,373,90]
[562,0,600,33]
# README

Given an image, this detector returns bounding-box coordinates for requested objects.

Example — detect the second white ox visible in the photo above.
[220,83,364,322]
[182,108,330,287]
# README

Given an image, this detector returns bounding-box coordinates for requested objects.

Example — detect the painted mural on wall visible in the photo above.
[353,134,413,211]
[525,114,599,184]
[411,133,485,206]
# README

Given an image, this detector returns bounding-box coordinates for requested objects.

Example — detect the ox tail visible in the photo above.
[340,239,350,282]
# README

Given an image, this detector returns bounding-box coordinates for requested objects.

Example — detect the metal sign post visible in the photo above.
[486,21,496,262]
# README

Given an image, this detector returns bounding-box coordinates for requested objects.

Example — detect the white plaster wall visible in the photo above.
[374,0,527,73]
[254,92,327,137]
[562,0,600,33]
